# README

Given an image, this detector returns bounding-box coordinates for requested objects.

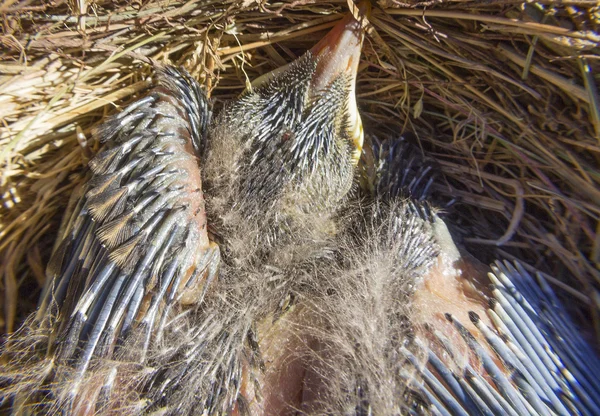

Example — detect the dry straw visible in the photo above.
[1,0,599,343]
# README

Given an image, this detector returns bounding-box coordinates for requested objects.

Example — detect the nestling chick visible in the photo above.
[0,6,368,415]
[265,137,600,415]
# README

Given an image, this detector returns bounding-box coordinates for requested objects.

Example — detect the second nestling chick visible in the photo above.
[253,137,600,415]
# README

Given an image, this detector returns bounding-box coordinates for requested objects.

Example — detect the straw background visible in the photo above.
[1,0,598,344]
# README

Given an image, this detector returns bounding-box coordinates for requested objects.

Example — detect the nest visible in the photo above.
[1,0,598,343]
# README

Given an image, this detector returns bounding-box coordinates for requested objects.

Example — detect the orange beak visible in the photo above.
[310,1,369,164]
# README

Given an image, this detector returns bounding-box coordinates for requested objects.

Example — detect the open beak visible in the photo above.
[310,2,369,165]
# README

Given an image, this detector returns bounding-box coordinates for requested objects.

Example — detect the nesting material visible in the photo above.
[0,0,598,342]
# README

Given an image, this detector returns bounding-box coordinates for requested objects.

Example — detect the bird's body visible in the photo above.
[1,7,366,415]
[282,137,600,415]
[2,4,600,416]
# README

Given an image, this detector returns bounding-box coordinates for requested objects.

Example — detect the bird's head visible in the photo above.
[205,5,368,226]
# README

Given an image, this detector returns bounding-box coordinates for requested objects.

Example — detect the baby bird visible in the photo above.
[260,137,600,415]
[0,7,367,416]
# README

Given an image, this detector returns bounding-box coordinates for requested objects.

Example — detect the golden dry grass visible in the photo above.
[1,0,599,343]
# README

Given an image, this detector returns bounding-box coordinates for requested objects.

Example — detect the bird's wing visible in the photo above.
[408,260,600,416]
[356,136,600,415]
[36,66,220,377]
